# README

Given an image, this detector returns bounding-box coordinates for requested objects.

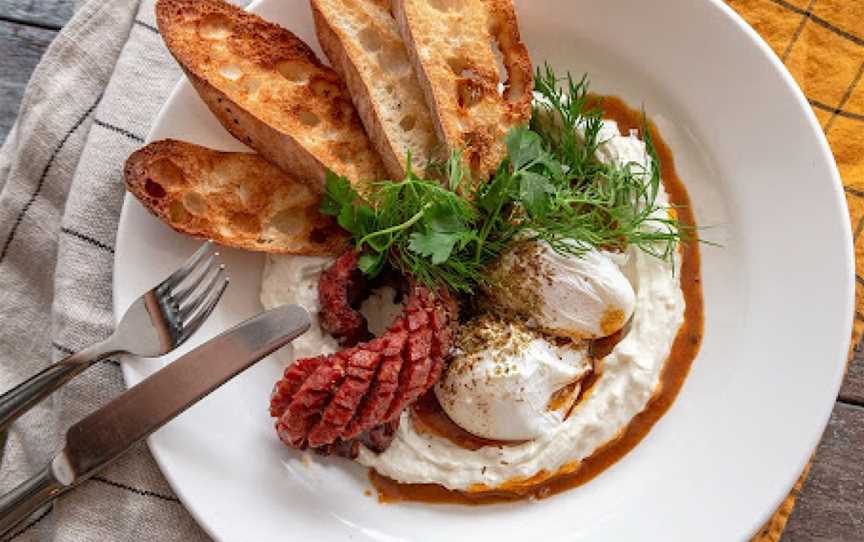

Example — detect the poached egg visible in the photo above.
[435,316,591,441]
[484,243,636,339]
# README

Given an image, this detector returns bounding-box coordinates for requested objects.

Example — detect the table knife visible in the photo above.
[0,304,310,535]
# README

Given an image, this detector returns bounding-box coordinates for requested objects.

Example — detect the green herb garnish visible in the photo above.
[530,64,684,261]
[322,156,505,293]
[322,66,687,293]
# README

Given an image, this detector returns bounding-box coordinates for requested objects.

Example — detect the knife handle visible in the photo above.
[0,342,113,432]
[0,465,65,536]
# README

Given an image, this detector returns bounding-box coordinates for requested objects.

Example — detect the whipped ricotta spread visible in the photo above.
[260,120,686,491]
[261,255,338,363]
[261,256,404,360]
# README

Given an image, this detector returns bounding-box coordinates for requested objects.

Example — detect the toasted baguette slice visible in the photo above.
[125,140,347,255]
[392,0,533,180]
[156,0,385,192]
[312,0,439,180]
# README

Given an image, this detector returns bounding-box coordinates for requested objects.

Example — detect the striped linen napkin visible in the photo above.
[0,0,225,539]
[0,0,859,540]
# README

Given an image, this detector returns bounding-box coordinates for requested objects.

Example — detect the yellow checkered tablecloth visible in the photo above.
[725,0,863,540]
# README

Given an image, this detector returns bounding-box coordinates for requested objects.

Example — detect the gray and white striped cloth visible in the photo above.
[0,0,242,539]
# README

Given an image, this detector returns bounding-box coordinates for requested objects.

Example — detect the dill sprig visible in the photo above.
[321,66,687,293]
[530,63,684,261]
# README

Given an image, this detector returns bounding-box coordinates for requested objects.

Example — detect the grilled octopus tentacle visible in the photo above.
[270,251,458,457]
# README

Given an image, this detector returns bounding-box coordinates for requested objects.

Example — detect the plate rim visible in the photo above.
[708,0,854,534]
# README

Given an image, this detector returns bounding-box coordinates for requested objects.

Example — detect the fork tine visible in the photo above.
[179,277,230,341]
[177,264,226,321]
[172,255,218,307]
[158,241,213,294]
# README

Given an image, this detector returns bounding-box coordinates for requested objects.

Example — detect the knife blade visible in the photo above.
[0,304,309,535]
[56,303,310,483]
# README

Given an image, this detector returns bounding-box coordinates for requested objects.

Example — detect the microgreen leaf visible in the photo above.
[408,231,461,264]
[358,251,386,276]
[446,152,467,192]
[321,172,357,217]
[506,128,542,170]
[519,171,554,217]
[424,203,465,234]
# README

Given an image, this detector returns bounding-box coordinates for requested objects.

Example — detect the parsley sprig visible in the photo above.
[321,156,505,292]
[321,66,686,294]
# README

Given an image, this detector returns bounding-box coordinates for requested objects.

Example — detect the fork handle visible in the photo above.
[0,344,113,432]
[0,464,66,536]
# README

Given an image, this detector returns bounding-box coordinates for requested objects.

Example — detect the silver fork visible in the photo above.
[0,241,229,432]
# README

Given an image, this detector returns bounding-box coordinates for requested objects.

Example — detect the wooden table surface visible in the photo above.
[0,2,861,540]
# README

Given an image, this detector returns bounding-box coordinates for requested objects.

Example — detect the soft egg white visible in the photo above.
[435,318,591,441]
[485,244,636,339]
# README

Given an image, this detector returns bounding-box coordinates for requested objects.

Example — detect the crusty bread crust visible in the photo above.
[156,0,385,192]
[392,0,533,181]
[125,139,347,255]
[312,0,439,180]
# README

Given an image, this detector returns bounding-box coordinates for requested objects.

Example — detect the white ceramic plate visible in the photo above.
[113,0,854,540]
